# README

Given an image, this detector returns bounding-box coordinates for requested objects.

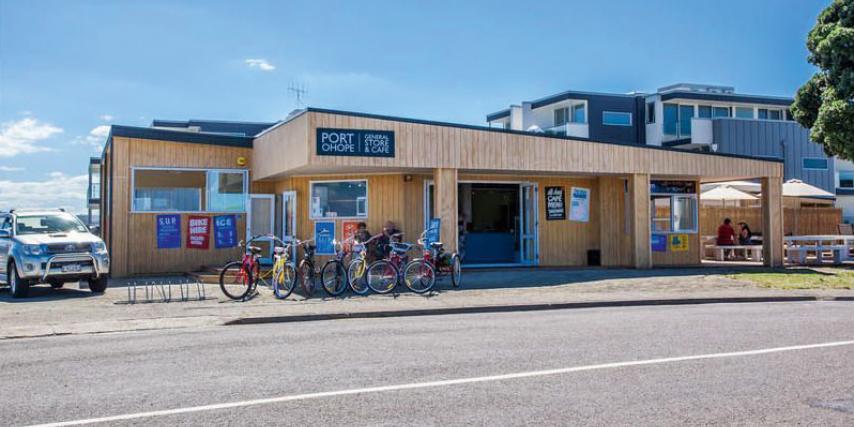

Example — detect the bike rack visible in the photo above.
[123,276,207,304]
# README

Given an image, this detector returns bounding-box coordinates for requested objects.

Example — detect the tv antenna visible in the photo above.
[288,81,307,108]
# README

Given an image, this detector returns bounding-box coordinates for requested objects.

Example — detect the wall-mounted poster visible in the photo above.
[669,234,689,252]
[342,220,360,241]
[314,221,336,255]
[545,186,566,220]
[213,214,238,249]
[156,214,181,249]
[569,187,590,222]
[651,234,667,252]
[187,215,210,250]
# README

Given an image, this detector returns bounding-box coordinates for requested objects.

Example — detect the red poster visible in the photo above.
[186,216,210,249]
[342,220,360,241]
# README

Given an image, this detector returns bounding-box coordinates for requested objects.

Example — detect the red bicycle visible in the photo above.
[219,237,265,300]
[403,229,462,291]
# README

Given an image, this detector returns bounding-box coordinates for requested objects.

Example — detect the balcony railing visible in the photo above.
[543,122,589,139]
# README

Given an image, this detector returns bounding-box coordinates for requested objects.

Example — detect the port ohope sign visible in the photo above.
[316,128,395,158]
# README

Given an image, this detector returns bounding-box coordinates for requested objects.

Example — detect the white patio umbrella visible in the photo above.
[701,180,762,194]
[782,179,835,199]
[701,185,758,208]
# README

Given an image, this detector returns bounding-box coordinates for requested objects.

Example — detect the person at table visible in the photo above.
[717,218,737,259]
[738,222,754,245]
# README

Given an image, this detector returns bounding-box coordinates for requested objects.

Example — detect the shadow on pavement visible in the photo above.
[0,283,97,303]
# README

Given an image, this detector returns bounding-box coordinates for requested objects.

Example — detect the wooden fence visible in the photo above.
[700,206,842,236]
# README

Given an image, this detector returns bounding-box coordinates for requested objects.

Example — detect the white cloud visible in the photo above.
[72,125,111,153]
[100,114,114,122]
[245,58,275,71]
[0,166,24,172]
[0,117,62,157]
[0,172,89,214]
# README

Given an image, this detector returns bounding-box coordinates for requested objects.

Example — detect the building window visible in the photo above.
[735,107,754,119]
[602,111,632,126]
[698,105,712,119]
[712,106,731,118]
[646,102,656,124]
[758,108,783,120]
[310,180,368,219]
[785,109,795,121]
[132,168,248,212]
[663,103,678,136]
[839,171,854,189]
[679,105,694,136]
[650,180,698,233]
[554,107,568,127]
[571,103,586,124]
[803,158,829,170]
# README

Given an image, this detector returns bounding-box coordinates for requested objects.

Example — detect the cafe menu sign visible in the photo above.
[316,128,395,158]
[545,186,566,220]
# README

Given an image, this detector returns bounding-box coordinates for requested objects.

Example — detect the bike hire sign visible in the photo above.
[316,128,395,158]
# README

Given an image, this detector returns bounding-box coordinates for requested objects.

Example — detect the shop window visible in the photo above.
[310,180,368,219]
[650,180,698,233]
[132,168,247,212]
[207,171,247,212]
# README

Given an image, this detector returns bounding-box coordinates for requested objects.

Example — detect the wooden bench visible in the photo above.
[706,244,763,261]
[786,244,849,264]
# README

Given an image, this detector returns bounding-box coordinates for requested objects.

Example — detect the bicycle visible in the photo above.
[367,238,425,294]
[319,238,352,296]
[403,229,462,292]
[347,233,384,295]
[294,239,317,298]
[219,235,268,300]
[270,240,297,300]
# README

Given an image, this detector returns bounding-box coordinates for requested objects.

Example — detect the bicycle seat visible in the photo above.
[273,246,286,254]
[430,242,444,249]
[247,246,263,254]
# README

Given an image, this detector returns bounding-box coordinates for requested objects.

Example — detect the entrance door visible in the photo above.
[247,194,275,263]
[519,183,539,265]
[281,191,297,261]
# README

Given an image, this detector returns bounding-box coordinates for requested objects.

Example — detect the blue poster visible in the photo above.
[651,233,667,252]
[314,221,335,255]
[425,218,441,244]
[214,214,238,249]
[156,214,181,249]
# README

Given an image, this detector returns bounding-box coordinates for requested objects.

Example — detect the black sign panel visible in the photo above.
[545,186,566,220]
[316,128,395,158]
[650,180,697,194]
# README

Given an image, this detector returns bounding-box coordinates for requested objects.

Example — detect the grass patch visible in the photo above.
[729,269,854,290]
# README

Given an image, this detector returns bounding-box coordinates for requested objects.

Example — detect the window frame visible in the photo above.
[553,107,569,127]
[838,171,854,189]
[308,179,369,220]
[130,167,249,214]
[602,111,633,127]
[645,102,656,124]
[650,193,699,234]
[802,157,829,171]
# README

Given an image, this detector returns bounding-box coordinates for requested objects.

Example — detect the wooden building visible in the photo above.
[100,108,785,276]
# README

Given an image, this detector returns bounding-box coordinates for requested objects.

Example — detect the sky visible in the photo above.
[0,0,829,213]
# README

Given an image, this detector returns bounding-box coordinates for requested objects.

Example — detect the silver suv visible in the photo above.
[0,210,110,298]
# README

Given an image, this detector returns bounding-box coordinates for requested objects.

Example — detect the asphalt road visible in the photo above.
[2,301,854,426]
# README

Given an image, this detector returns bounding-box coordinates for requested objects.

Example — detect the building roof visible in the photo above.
[150,119,277,137]
[106,124,255,149]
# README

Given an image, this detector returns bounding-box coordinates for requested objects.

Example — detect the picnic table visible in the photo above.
[784,235,854,264]
[702,236,763,261]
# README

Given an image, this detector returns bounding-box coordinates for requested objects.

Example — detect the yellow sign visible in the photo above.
[236,156,247,166]
[669,234,689,252]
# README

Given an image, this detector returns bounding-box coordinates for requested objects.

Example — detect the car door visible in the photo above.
[0,215,11,279]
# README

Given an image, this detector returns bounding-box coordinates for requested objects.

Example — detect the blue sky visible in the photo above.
[0,0,828,212]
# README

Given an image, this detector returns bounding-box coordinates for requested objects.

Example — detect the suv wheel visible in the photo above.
[48,279,64,289]
[8,261,29,298]
[88,276,108,294]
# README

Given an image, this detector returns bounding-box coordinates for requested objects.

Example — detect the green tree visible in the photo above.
[792,0,854,159]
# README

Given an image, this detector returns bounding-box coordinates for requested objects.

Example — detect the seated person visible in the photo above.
[717,218,737,259]
[738,223,753,245]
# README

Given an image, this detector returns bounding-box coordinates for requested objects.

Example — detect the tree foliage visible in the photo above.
[793,0,854,159]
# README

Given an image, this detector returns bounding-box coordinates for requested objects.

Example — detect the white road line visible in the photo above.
[28,339,854,427]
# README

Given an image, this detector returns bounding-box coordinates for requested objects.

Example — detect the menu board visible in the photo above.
[545,186,566,220]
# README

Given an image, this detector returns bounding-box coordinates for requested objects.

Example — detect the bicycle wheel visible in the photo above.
[403,258,436,294]
[297,260,314,298]
[367,260,398,294]
[450,253,462,288]
[219,261,253,300]
[320,260,348,296]
[347,259,370,295]
[272,262,297,299]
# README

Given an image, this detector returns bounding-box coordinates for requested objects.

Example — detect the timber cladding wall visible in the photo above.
[700,206,842,236]
[108,137,257,275]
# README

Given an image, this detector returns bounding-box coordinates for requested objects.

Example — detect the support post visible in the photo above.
[433,168,458,252]
[761,176,784,267]
[629,174,652,269]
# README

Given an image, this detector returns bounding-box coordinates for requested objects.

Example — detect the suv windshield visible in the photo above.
[15,213,89,235]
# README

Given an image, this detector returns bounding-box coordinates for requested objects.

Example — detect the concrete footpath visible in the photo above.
[1,267,852,339]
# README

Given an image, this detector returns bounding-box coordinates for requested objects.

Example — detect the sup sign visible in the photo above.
[316,128,395,158]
